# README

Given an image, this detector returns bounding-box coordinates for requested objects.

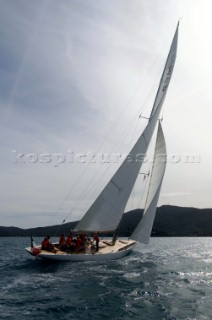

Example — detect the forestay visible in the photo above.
[75,23,179,233]
[130,121,167,244]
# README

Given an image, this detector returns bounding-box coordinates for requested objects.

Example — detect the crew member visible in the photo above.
[75,235,83,252]
[41,236,56,253]
[93,233,100,252]
[59,233,66,250]
[41,237,49,250]
[65,233,73,251]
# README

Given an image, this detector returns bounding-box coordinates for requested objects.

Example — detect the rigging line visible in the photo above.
[83,150,148,231]
[127,110,146,152]
[130,170,149,211]
[64,116,141,223]
[126,57,167,153]
[100,40,169,139]
[99,101,163,221]
[138,62,165,118]
[118,164,142,213]
[91,40,168,160]
[53,222,65,238]
[71,99,153,221]
[49,42,168,227]
[138,170,150,209]
[143,121,160,212]
[107,172,141,227]
[47,112,138,225]
[130,184,136,211]
[96,121,149,207]
[48,71,157,227]
[129,126,159,214]
[91,157,143,220]
[122,62,166,174]
[0,0,51,131]
[139,115,150,119]
[67,145,140,226]
[109,106,160,200]
[68,91,156,221]
[88,170,136,232]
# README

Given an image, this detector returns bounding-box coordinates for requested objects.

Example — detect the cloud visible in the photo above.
[1,0,212,228]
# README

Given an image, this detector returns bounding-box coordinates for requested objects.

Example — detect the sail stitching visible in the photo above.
[111,179,121,192]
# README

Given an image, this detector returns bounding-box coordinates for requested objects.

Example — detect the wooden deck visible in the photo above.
[29,239,136,256]
[99,239,136,254]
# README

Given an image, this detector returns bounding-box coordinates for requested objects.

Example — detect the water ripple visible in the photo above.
[0,237,211,320]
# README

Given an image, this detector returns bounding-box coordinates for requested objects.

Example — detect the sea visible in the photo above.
[0,237,211,320]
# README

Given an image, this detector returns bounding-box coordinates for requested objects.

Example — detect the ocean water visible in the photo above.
[0,237,211,320]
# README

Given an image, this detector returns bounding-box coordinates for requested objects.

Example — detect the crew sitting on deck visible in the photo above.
[75,235,83,252]
[41,237,48,250]
[59,233,66,251]
[93,233,100,252]
[65,233,73,251]
[41,236,56,253]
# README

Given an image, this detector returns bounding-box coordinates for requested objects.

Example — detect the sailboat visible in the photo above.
[25,23,179,261]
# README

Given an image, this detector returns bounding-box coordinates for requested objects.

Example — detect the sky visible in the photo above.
[0,0,212,228]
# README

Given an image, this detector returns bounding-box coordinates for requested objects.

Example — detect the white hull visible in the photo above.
[25,239,136,262]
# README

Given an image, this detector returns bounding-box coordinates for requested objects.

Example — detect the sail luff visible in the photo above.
[130,121,167,244]
[150,22,178,118]
[74,23,178,233]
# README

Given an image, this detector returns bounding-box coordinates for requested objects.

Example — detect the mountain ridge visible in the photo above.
[0,205,212,237]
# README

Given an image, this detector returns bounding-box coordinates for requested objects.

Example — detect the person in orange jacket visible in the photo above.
[59,233,66,250]
[75,235,83,252]
[41,237,49,250]
[65,233,73,251]
[41,236,56,253]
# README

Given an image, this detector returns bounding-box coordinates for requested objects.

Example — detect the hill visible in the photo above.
[153,205,212,236]
[0,205,212,237]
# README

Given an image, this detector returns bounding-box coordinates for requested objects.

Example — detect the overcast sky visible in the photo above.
[0,0,212,228]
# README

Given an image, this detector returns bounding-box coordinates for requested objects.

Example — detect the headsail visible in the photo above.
[130,121,166,244]
[75,23,178,233]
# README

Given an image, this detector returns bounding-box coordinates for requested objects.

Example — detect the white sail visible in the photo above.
[150,22,179,118]
[75,23,178,233]
[130,121,166,244]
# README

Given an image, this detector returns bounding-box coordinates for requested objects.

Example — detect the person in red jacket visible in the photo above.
[41,236,56,253]
[59,234,66,251]
[41,237,49,250]
[65,234,73,251]
[75,235,83,252]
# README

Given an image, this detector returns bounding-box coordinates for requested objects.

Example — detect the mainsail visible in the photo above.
[75,23,179,233]
[131,121,166,243]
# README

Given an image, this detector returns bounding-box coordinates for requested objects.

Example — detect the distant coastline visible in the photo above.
[0,205,212,237]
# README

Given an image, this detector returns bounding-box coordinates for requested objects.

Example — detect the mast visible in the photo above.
[74,23,179,234]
